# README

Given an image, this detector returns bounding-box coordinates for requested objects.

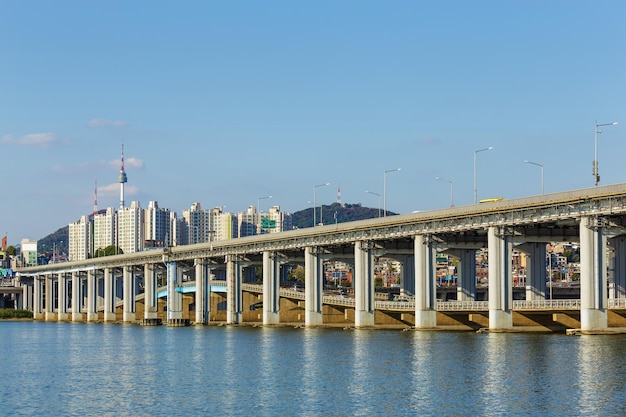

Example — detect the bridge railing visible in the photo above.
[437,301,489,311]
[512,299,581,310]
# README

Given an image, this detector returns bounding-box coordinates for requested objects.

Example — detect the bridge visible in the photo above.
[12,183,626,333]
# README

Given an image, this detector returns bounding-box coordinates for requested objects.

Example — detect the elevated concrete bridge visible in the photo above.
[15,183,626,333]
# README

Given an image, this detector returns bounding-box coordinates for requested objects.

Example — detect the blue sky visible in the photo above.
[1,1,625,243]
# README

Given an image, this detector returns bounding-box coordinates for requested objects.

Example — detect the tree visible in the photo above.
[6,246,16,256]
[94,246,123,257]
[289,265,305,283]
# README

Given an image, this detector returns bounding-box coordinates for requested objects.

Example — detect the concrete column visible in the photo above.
[394,254,415,298]
[165,262,182,321]
[194,259,209,324]
[123,266,136,322]
[580,216,608,331]
[609,236,626,299]
[22,282,32,312]
[517,242,546,301]
[414,235,437,328]
[304,247,324,326]
[448,249,477,301]
[57,273,68,321]
[226,256,242,324]
[263,251,281,325]
[103,268,116,322]
[144,264,158,320]
[354,241,375,328]
[86,269,98,322]
[488,227,513,330]
[45,274,54,321]
[72,272,82,321]
[33,275,44,320]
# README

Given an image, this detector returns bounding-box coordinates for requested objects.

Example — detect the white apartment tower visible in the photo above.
[211,207,237,241]
[93,207,117,255]
[263,206,293,234]
[145,201,170,248]
[183,202,210,244]
[118,201,144,254]
[238,206,258,238]
[68,215,90,261]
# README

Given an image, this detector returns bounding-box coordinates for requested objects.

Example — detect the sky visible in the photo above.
[1,1,626,243]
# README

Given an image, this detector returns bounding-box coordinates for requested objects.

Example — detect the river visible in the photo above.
[1,322,624,416]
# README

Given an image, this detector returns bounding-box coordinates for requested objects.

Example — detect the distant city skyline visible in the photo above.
[1,1,625,242]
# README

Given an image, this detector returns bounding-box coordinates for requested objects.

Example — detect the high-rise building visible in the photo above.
[237,206,258,238]
[93,207,117,255]
[211,207,237,241]
[263,206,293,234]
[68,215,90,261]
[118,201,144,254]
[20,239,38,266]
[144,201,170,249]
[183,202,211,244]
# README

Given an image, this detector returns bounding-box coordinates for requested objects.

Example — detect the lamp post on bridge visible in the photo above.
[524,160,544,195]
[473,147,493,204]
[435,177,454,207]
[365,190,381,217]
[594,120,619,186]
[383,168,401,217]
[313,183,330,226]
[257,195,272,235]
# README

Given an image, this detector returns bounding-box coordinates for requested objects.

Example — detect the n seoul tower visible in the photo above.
[118,144,128,209]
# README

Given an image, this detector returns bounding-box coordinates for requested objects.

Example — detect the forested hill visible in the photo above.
[291,202,395,229]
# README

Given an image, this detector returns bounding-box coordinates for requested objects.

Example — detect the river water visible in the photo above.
[1,322,625,416]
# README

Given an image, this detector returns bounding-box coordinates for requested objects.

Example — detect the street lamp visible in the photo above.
[594,120,619,186]
[524,160,544,194]
[257,195,272,234]
[313,183,330,226]
[474,147,493,204]
[365,190,381,217]
[435,177,454,207]
[383,168,401,217]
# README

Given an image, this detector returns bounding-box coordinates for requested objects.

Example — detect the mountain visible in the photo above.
[291,202,393,229]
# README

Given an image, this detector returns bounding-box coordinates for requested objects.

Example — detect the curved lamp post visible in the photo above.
[594,121,619,186]
[473,147,493,204]
[383,168,401,217]
[435,177,454,207]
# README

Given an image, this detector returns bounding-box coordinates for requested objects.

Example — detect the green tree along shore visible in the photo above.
[0,309,33,319]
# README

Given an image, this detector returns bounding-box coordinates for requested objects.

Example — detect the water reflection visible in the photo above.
[3,323,626,416]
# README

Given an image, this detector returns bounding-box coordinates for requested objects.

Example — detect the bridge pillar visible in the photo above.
[144,264,158,320]
[71,271,82,321]
[488,227,513,330]
[448,249,477,301]
[165,262,182,322]
[86,269,98,322]
[103,268,116,322]
[609,235,626,299]
[22,281,33,312]
[45,274,55,321]
[517,242,547,301]
[394,255,415,298]
[57,273,69,321]
[263,251,281,325]
[304,247,324,326]
[123,266,136,322]
[226,256,243,324]
[194,259,209,324]
[414,235,437,328]
[354,241,375,328]
[580,216,608,331]
[33,275,44,320]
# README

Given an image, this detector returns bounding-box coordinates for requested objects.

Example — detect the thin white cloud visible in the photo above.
[99,183,138,197]
[109,156,144,169]
[88,118,128,128]
[2,133,57,147]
